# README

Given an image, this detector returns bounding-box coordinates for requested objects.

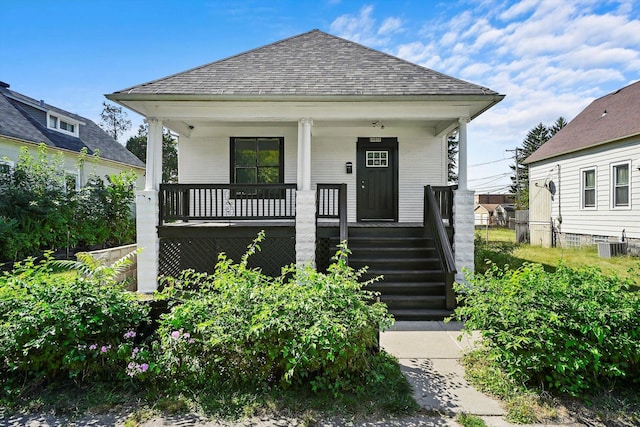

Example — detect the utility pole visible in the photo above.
[506,147,520,207]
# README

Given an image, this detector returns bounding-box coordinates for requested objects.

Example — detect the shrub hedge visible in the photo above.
[455,262,640,396]
[156,236,393,394]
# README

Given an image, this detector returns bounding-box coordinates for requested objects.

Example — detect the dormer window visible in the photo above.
[47,112,81,137]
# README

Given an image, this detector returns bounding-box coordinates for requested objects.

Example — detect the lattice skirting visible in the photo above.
[159,226,295,278]
[316,226,340,273]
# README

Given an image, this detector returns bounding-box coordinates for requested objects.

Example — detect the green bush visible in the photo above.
[156,234,393,394]
[454,263,640,396]
[0,145,137,261]
[0,255,151,387]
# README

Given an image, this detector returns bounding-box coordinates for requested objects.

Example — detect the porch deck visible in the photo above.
[160,220,424,228]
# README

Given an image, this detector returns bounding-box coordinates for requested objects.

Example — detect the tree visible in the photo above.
[510,117,567,208]
[447,132,458,184]
[126,125,178,183]
[99,102,131,143]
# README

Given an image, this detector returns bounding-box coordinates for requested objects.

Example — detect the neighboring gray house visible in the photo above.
[107,30,504,319]
[0,82,145,187]
[525,80,640,254]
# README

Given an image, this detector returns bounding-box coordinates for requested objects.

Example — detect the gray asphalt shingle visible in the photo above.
[0,85,144,168]
[114,30,499,97]
[525,80,640,164]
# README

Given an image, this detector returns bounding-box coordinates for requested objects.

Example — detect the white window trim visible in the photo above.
[64,170,80,191]
[46,111,82,137]
[580,167,597,210]
[0,159,14,168]
[610,161,631,210]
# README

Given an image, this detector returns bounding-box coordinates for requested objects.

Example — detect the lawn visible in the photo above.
[474,227,640,286]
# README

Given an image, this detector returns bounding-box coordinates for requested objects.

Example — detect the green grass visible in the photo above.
[456,412,487,427]
[462,348,640,425]
[474,228,640,286]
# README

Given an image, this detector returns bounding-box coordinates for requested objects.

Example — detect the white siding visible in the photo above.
[528,138,640,242]
[0,137,145,189]
[178,122,445,223]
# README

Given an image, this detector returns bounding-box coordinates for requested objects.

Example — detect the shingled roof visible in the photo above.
[525,80,640,164]
[0,84,144,168]
[113,30,499,97]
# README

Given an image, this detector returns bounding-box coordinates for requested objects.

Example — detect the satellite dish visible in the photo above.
[547,180,556,196]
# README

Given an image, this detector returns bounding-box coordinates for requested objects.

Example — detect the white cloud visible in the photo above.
[330,5,402,46]
[331,0,640,188]
[378,17,402,35]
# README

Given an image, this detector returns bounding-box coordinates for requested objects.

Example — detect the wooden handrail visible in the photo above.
[159,183,297,224]
[316,183,348,244]
[424,185,457,309]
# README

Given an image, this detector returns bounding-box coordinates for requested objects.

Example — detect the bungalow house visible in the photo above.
[474,194,515,226]
[107,30,504,320]
[525,80,640,254]
[0,82,145,187]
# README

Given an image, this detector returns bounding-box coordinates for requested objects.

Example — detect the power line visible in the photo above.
[469,157,510,168]
[468,172,510,182]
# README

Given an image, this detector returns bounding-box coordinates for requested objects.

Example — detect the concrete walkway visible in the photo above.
[380,321,581,427]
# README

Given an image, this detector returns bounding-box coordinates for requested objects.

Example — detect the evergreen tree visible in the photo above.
[99,102,131,143]
[126,125,178,183]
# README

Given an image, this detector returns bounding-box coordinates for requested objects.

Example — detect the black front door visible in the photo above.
[356,137,398,221]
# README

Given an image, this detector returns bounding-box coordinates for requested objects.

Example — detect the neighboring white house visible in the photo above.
[107,30,504,319]
[525,80,640,254]
[0,82,145,188]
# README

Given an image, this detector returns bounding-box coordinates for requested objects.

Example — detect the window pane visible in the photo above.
[615,164,629,185]
[236,168,256,184]
[584,189,595,207]
[615,186,629,206]
[257,139,280,166]
[258,167,279,183]
[235,139,256,167]
[49,116,58,128]
[584,170,595,188]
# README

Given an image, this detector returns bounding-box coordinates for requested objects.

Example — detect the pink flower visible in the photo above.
[101,345,111,353]
[139,363,149,372]
[188,339,195,344]
[171,331,181,339]
[89,344,97,351]
[133,347,139,354]
[124,330,136,339]
[182,332,191,339]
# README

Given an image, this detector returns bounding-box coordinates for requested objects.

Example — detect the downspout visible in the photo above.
[556,164,562,246]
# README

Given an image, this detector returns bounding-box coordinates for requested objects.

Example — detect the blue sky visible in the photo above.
[2,0,639,192]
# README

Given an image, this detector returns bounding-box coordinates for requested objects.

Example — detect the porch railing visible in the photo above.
[431,185,456,227]
[316,183,348,242]
[424,185,457,310]
[159,183,297,224]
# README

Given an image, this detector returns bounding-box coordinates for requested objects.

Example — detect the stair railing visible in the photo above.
[316,183,348,243]
[424,185,457,310]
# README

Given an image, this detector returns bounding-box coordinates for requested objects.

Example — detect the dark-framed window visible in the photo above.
[230,137,284,185]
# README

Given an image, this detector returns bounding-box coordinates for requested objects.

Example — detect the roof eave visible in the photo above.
[524,132,640,164]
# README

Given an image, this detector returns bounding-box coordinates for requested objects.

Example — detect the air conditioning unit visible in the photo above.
[597,242,628,258]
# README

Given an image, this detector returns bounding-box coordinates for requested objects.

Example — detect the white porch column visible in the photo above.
[457,117,469,191]
[454,116,474,282]
[296,118,315,266]
[298,118,313,191]
[137,118,163,293]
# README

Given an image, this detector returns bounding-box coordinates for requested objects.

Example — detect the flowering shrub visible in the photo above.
[0,256,151,387]
[156,235,393,394]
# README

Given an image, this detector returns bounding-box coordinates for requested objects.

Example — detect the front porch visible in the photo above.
[152,182,462,319]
